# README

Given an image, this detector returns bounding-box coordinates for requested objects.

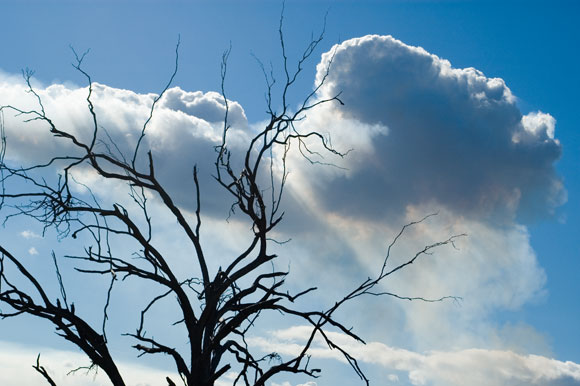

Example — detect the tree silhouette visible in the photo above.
[0,14,463,386]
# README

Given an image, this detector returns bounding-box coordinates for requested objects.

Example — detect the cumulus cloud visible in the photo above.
[0,76,249,217]
[250,326,580,386]
[261,35,567,356]
[303,34,564,223]
[160,87,247,126]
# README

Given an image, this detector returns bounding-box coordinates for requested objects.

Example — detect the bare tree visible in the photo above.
[0,14,464,386]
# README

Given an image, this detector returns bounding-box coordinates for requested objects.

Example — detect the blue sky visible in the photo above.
[0,1,579,385]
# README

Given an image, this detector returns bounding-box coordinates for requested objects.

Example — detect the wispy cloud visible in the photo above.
[20,230,41,239]
[250,326,580,386]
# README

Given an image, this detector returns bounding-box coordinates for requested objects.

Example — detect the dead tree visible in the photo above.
[0,15,464,386]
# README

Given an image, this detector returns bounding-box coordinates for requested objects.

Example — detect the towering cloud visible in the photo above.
[302,35,564,223]
[275,35,567,362]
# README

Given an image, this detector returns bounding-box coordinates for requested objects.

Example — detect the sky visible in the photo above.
[0,1,579,385]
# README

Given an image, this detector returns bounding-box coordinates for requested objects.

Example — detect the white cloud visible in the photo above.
[27,247,38,255]
[0,339,322,386]
[0,75,249,218]
[271,205,549,354]
[250,326,580,386]
[160,87,246,126]
[20,230,41,239]
[0,341,176,386]
[521,111,557,140]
